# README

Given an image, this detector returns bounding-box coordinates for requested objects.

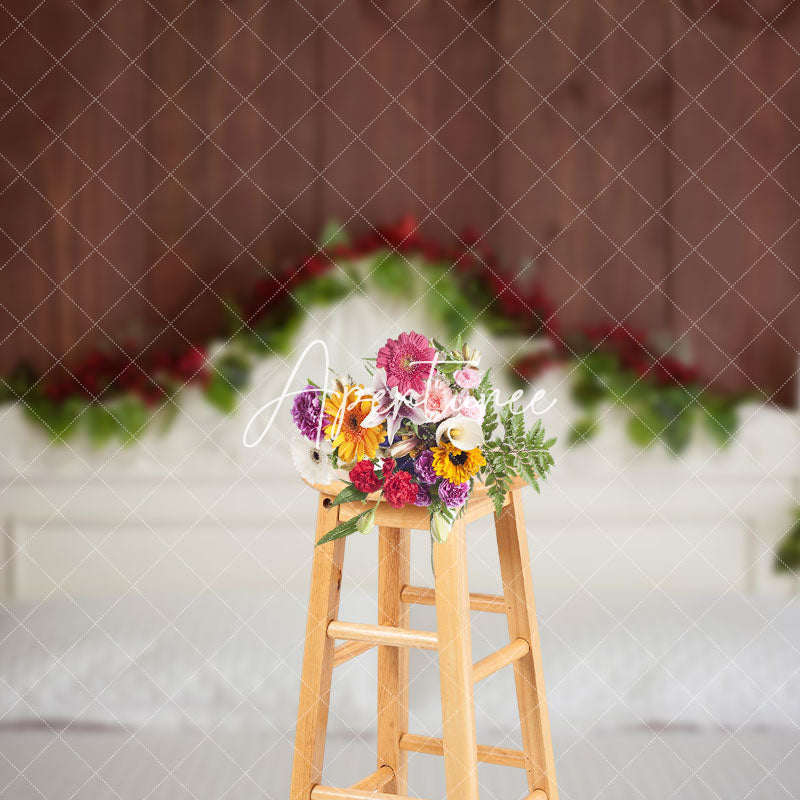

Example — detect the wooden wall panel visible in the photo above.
[668,1,800,401]
[0,0,151,375]
[317,1,433,235]
[142,1,241,353]
[411,3,501,244]
[139,0,324,354]
[495,0,578,298]
[496,0,674,341]
[0,0,798,401]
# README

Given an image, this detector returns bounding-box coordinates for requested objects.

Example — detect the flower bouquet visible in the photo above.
[289,332,556,546]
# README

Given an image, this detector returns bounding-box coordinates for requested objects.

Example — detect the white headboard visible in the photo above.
[1,302,798,602]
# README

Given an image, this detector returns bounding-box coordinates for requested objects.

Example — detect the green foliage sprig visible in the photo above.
[775,510,800,575]
[478,371,557,515]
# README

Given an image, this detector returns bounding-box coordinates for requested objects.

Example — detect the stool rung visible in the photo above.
[400,585,507,614]
[526,792,548,800]
[399,733,527,768]
[349,765,394,791]
[332,640,375,667]
[473,637,530,683]
[327,620,438,650]
[311,787,428,800]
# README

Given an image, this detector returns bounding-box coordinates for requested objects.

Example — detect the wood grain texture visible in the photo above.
[294,483,559,800]
[495,489,558,800]
[400,585,507,613]
[307,475,526,501]
[349,765,394,792]
[336,500,431,530]
[472,636,530,683]
[377,526,410,794]
[327,620,437,650]
[332,639,374,667]
[311,787,428,800]
[290,495,345,800]
[317,0,433,235]
[2,1,797,401]
[335,493,503,529]
[494,0,674,336]
[432,517,480,800]
[312,476,519,532]
[666,4,800,402]
[399,733,527,769]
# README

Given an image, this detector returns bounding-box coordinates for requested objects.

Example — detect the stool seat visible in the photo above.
[303,476,527,530]
[290,481,559,800]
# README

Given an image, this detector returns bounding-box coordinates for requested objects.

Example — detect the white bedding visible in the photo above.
[0,727,798,800]
[0,589,798,799]
[0,590,798,735]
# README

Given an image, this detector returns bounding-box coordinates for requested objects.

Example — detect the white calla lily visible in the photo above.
[435,415,484,451]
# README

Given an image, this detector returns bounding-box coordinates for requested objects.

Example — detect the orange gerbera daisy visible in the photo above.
[324,384,385,463]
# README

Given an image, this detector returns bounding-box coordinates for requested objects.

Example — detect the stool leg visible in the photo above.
[433,518,480,800]
[290,496,346,800]
[377,526,411,794]
[495,490,558,800]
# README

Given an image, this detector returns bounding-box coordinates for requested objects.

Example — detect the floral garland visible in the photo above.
[0,344,209,446]
[0,217,745,453]
[515,323,749,454]
[288,332,556,545]
[235,216,556,372]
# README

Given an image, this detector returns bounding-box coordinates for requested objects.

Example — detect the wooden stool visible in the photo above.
[290,478,558,800]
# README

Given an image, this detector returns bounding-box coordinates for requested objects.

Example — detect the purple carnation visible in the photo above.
[413,484,432,507]
[414,450,437,485]
[291,385,328,441]
[438,479,470,509]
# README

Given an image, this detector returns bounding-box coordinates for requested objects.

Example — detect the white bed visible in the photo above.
[1,306,798,798]
[1,727,798,800]
[0,589,797,799]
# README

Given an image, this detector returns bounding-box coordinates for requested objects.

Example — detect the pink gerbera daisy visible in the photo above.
[376,332,436,395]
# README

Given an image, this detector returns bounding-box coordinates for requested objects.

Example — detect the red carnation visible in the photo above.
[383,471,417,509]
[381,458,396,478]
[349,459,383,493]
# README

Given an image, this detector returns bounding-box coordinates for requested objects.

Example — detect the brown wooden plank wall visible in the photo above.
[0,0,798,401]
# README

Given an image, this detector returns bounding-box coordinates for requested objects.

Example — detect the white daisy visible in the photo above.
[290,432,335,484]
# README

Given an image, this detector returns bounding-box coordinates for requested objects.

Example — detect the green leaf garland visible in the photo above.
[0,219,746,457]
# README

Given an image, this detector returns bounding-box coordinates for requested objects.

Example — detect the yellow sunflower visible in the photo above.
[324,384,384,463]
[431,442,486,484]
